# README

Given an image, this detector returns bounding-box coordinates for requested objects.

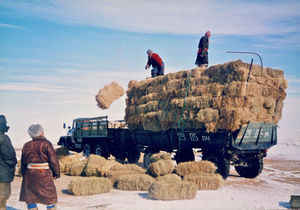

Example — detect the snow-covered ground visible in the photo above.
[7,131,300,210]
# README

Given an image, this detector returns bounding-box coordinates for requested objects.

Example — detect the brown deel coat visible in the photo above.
[19,137,60,205]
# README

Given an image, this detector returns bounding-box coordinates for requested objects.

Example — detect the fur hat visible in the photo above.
[0,115,9,133]
[28,124,44,139]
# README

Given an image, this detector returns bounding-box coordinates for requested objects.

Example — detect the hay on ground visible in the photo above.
[148,159,175,177]
[96,81,125,109]
[84,154,107,176]
[96,160,122,177]
[148,181,197,200]
[156,174,181,183]
[183,172,224,190]
[150,152,171,164]
[59,153,83,173]
[175,161,216,177]
[67,162,86,176]
[68,177,112,196]
[116,174,155,191]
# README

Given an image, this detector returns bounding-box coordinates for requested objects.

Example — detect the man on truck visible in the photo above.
[145,49,165,78]
[195,30,211,68]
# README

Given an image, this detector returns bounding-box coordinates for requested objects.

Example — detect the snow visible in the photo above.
[6,130,300,210]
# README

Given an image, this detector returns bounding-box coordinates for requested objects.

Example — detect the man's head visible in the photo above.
[205,30,211,38]
[0,115,9,133]
[28,124,44,139]
[147,49,153,56]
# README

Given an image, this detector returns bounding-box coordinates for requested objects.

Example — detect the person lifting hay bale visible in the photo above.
[148,180,197,200]
[147,159,175,177]
[68,177,112,196]
[125,60,287,133]
[175,161,216,177]
[116,174,155,191]
[183,172,224,190]
[150,152,171,163]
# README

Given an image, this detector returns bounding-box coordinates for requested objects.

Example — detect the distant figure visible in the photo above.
[195,30,211,68]
[0,115,17,210]
[145,49,165,78]
[19,124,60,210]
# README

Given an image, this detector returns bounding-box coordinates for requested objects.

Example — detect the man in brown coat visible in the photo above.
[19,124,60,210]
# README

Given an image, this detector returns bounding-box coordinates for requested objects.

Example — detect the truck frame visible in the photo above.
[58,116,277,179]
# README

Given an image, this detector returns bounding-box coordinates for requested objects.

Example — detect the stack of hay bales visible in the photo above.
[68,177,112,196]
[175,161,224,190]
[125,60,287,132]
[156,174,182,183]
[95,81,125,109]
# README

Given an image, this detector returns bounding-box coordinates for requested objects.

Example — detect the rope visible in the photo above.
[177,70,193,130]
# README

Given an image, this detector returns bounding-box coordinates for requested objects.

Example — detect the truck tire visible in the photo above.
[235,158,263,178]
[94,144,110,159]
[175,149,195,164]
[203,154,230,179]
[143,148,160,168]
[127,146,140,163]
[83,144,91,157]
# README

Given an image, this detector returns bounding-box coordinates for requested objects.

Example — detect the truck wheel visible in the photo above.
[94,144,110,159]
[83,144,91,157]
[235,158,263,178]
[203,154,230,179]
[175,149,195,164]
[127,147,140,163]
[143,148,160,168]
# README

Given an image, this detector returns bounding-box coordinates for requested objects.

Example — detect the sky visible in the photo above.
[1,0,300,148]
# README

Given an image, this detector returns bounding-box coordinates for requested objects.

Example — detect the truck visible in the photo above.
[58,116,277,179]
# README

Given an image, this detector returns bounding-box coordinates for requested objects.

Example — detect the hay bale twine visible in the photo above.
[116,174,155,191]
[84,154,107,176]
[68,177,112,196]
[68,162,86,176]
[156,174,181,183]
[175,161,216,177]
[148,159,175,177]
[183,172,224,190]
[148,181,197,200]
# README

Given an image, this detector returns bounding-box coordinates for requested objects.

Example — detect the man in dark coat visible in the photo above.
[195,30,211,68]
[19,124,60,210]
[0,115,17,210]
[145,49,165,78]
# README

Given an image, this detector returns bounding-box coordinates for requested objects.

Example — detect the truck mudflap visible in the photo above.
[233,122,277,150]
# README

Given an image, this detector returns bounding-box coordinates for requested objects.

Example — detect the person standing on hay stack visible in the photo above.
[145,49,165,78]
[19,124,60,210]
[0,115,17,210]
[195,30,211,68]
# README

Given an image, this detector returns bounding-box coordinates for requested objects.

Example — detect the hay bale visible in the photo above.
[175,161,216,177]
[148,159,175,177]
[156,174,181,183]
[68,177,112,196]
[68,162,86,176]
[183,172,224,190]
[84,154,107,176]
[96,160,122,177]
[150,152,171,163]
[148,181,197,200]
[96,81,125,109]
[116,174,155,191]
[106,164,146,184]
[60,153,83,173]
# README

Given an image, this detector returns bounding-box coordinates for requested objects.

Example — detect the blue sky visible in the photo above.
[1,0,300,147]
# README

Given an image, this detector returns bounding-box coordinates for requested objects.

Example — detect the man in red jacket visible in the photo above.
[145,49,165,78]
